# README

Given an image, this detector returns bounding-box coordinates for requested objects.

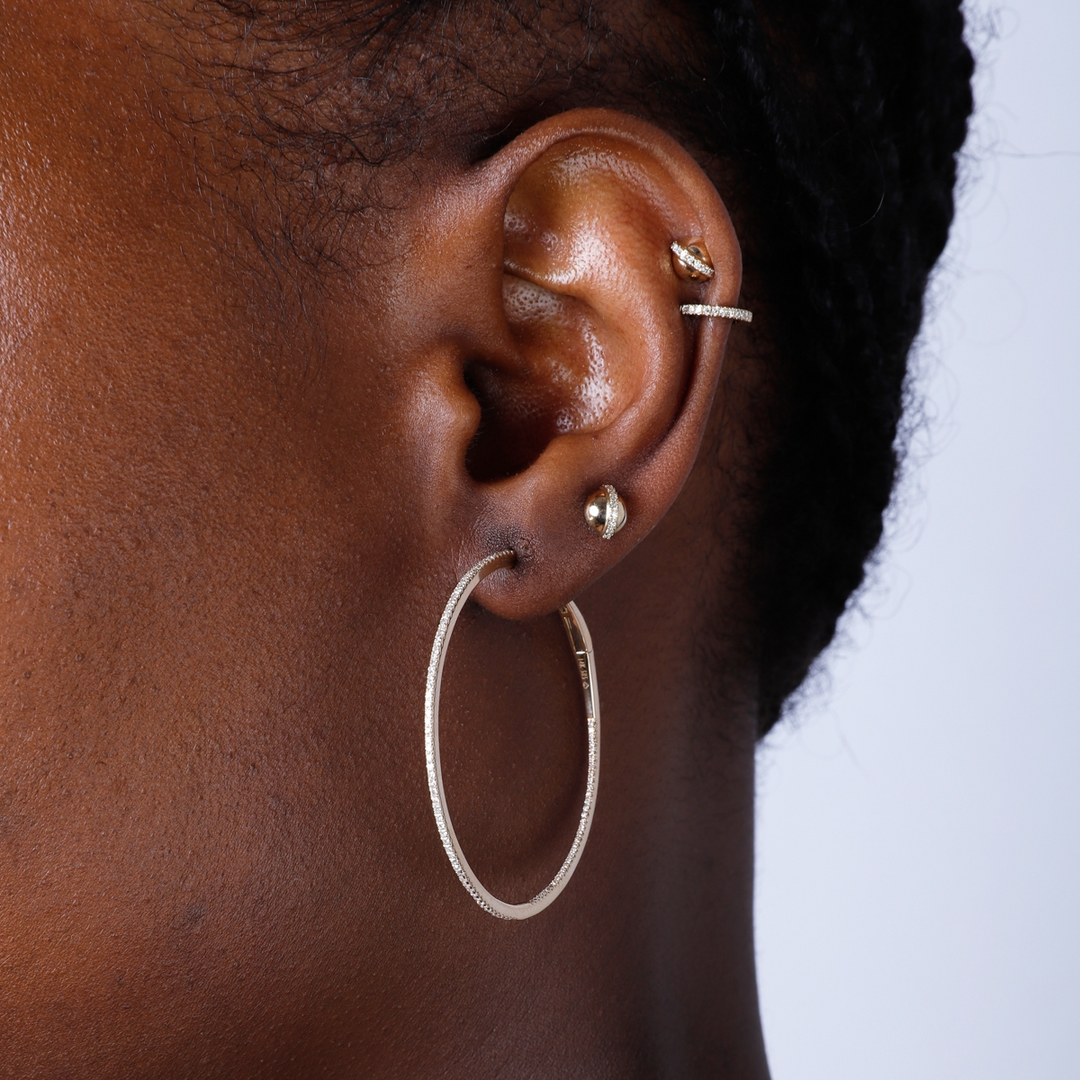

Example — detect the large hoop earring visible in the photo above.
[424,550,601,920]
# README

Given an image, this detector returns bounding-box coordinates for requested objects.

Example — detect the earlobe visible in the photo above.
[404,109,746,618]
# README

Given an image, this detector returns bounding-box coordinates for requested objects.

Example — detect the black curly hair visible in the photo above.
[671,1,975,730]
[189,0,975,735]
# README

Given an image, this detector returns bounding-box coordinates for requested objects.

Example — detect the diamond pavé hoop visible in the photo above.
[424,550,601,920]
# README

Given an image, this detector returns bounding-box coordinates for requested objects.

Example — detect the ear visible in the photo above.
[397,108,744,619]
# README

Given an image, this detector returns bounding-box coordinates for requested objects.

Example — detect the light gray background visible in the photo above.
[754,3,1080,1077]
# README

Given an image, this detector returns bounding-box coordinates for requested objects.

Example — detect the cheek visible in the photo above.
[0,325,435,1070]
[0,33,435,1072]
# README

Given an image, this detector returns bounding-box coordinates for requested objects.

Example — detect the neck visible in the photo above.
[578,531,769,1078]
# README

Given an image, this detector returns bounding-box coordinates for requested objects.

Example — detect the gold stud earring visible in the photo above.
[584,485,627,540]
[671,238,715,282]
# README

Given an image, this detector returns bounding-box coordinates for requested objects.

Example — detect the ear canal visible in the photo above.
[462,360,541,483]
[464,271,608,483]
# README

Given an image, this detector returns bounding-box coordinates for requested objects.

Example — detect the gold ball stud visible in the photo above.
[584,484,627,540]
[671,238,715,282]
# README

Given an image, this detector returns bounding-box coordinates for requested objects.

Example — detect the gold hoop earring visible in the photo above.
[424,550,601,920]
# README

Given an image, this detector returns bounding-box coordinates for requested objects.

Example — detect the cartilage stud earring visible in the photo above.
[671,239,715,282]
[584,485,627,540]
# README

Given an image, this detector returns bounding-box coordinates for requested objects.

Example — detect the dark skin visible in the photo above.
[0,3,770,1076]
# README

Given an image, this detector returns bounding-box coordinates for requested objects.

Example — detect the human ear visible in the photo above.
[394,108,744,619]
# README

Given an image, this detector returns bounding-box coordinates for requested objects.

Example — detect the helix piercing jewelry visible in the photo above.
[424,550,601,920]
[680,303,754,323]
[670,239,715,281]
[584,484,627,540]
[672,239,753,321]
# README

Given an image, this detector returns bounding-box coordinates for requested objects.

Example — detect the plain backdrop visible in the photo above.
[754,3,1080,1078]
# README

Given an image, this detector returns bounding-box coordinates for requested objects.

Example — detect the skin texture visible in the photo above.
[0,2,770,1076]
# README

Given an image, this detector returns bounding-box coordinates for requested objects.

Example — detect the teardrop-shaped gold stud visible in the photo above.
[671,239,714,282]
[584,484,627,540]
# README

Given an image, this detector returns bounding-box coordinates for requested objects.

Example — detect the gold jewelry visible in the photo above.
[671,239,715,281]
[680,303,753,323]
[671,239,753,321]
[424,551,601,920]
[584,484,627,540]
